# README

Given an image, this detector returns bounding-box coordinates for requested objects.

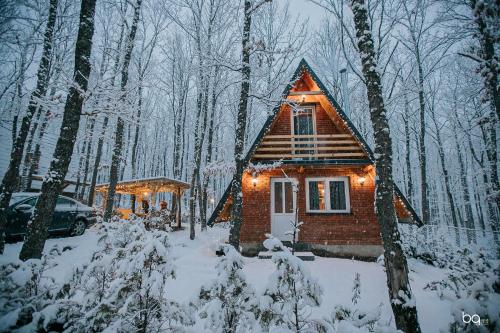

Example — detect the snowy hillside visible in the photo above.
[3,222,495,333]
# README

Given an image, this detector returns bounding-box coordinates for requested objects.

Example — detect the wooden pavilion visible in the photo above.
[95,176,190,227]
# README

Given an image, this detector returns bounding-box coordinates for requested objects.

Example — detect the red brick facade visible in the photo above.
[241,166,381,246]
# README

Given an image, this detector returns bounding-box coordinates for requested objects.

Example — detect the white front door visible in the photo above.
[270,178,297,241]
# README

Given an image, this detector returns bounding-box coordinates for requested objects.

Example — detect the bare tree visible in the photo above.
[19,0,97,260]
[104,0,143,221]
[229,0,272,249]
[350,0,421,331]
[0,0,58,254]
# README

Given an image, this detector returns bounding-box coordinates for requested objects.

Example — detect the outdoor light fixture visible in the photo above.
[358,177,366,186]
[252,173,258,187]
[301,94,306,102]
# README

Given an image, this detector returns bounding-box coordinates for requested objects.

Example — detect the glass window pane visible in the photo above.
[308,181,325,211]
[293,107,315,157]
[23,198,37,207]
[274,182,283,213]
[329,181,346,210]
[284,182,294,213]
[57,197,73,205]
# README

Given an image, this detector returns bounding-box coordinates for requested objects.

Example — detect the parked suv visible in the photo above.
[5,193,96,239]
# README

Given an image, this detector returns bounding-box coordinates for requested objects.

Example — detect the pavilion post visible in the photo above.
[131,194,136,213]
[176,186,181,228]
[151,191,157,211]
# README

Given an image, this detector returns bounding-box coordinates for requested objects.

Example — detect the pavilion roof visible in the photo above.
[95,176,190,195]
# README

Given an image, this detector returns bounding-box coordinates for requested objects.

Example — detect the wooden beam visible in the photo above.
[176,186,181,228]
[288,91,323,96]
[253,152,367,159]
[256,146,363,152]
[260,140,358,145]
[264,134,352,139]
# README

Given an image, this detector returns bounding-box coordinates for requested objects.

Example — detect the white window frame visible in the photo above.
[290,105,317,158]
[290,104,316,137]
[305,177,350,213]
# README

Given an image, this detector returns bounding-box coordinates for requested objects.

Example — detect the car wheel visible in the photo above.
[70,219,86,236]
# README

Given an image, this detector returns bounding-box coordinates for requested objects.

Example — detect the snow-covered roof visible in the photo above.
[95,176,190,195]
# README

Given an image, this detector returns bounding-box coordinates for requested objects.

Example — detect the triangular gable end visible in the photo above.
[208,59,422,227]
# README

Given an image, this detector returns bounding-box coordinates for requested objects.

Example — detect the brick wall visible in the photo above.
[241,166,382,246]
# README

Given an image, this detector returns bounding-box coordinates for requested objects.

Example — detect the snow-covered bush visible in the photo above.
[319,272,396,333]
[69,220,193,332]
[197,244,260,333]
[320,305,395,333]
[0,219,194,332]
[425,249,499,332]
[142,209,173,231]
[260,236,323,332]
[0,245,76,332]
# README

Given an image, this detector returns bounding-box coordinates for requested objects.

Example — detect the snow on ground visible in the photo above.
[1,223,455,333]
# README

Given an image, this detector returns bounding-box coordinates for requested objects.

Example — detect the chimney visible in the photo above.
[340,68,351,116]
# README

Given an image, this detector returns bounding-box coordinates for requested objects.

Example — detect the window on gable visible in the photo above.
[306,177,350,213]
[292,105,315,157]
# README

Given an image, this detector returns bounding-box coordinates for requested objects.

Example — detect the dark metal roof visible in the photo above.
[207,58,422,227]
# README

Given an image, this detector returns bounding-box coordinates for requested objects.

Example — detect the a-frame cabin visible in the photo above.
[208,59,421,259]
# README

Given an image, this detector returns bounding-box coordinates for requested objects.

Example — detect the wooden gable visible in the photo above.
[252,69,368,161]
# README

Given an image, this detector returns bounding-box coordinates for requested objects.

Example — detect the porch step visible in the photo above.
[257,251,315,261]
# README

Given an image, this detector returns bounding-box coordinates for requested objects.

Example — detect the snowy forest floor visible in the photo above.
[0,223,463,333]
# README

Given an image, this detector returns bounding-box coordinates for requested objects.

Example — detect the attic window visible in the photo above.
[292,106,315,157]
[306,177,350,213]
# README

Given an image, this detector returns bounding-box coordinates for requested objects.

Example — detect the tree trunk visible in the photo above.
[470,0,500,233]
[229,0,253,250]
[79,116,96,200]
[87,116,108,205]
[430,107,460,244]
[415,50,430,226]
[19,0,97,260]
[20,105,43,191]
[200,66,220,231]
[104,0,142,221]
[86,21,126,206]
[470,0,500,121]
[350,1,421,332]
[403,92,413,204]
[0,0,58,254]
[28,109,52,190]
[453,124,476,244]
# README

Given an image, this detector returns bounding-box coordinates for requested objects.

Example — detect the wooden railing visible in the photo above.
[253,134,366,160]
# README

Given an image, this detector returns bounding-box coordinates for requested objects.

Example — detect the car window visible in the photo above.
[56,197,76,208]
[20,197,37,207]
[10,194,35,205]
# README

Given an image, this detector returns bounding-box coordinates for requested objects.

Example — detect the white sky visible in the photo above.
[287,0,325,28]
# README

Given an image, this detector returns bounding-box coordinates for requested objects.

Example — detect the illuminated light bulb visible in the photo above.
[252,177,258,187]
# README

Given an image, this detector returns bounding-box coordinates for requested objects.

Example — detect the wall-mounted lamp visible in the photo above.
[301,94,306,102]
[251,173,258,188]
[358,177,366,186]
